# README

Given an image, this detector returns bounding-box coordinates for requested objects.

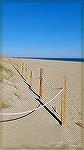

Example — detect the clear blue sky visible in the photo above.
[3,3,81,58]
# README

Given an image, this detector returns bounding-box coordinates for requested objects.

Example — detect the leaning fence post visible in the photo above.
[18,61,20,71]
[25,64,28,82]
[13,59,15,66]
[15,61,17,68]
[29,70,32,88]
[15,60,18,69]
[17,61,19,71]
[19,63,21,73]
[61,74,67,126]
[10,59,13,65]
[39,68,43,99]
[22,63,24,77]
[13,60,15,66]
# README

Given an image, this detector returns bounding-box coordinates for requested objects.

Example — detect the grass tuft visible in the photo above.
[0,63,14,83]
[0,101,11,111]
[0,64,13,76]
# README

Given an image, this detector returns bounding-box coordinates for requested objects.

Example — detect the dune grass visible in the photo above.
[0,63,14,83]
[0,63,13,76]
[0,101,11,111]
[0,57,3,62]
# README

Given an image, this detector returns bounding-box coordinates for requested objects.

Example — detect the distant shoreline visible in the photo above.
[6,57,84,62]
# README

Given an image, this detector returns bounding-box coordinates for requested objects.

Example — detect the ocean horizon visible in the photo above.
[9,57,84,62]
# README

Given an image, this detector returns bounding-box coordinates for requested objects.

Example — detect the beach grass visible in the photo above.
[0,63,14,83]
[0,101,11,111]
[0,63,13,76]
[1,58,82,148]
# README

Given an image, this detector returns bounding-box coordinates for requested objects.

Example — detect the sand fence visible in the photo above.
[1,58,67,127]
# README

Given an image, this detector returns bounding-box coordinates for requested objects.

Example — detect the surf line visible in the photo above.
[7,59,62,125]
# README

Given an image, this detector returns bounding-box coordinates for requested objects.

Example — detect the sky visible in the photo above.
[3,2,81,58]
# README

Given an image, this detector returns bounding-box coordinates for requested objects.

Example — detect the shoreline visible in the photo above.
[3,57,84,63]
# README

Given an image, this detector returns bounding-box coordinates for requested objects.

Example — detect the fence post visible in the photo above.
[20,64,22,74]
[15,61,17,68]
[61,74,67,127]
[13,59,15,66]
[11,59,13,65]
[25,64,28,82]
[17,61,19,71]
[9,58,11,64]
[14,60,16,67]
[29,70,32,88]
[19,63,21,72]
[39,68,43,99]
[22,63,24,77]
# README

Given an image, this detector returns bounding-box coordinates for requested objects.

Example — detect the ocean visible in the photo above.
[12,57,84,62]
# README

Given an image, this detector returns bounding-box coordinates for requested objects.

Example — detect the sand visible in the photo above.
[0,58,83,149]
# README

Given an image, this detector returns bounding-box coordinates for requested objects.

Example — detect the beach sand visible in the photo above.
[0,58,83,149]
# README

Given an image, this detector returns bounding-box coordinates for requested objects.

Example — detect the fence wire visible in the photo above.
[0,58,82,127]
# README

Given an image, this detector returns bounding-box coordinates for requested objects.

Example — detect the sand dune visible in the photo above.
[0,58,83,149]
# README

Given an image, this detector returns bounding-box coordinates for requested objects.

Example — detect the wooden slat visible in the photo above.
[61,74,67,127]
[39,68,43,99]
[30,70,32,88]
[22,63,24,77]
[25,64,28,82]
